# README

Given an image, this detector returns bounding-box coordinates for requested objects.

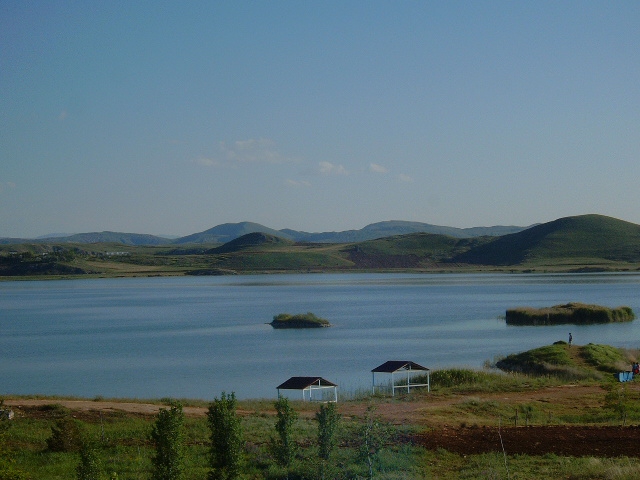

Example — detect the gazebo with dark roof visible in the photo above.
[276,376,338,402]
[371,361,430,396]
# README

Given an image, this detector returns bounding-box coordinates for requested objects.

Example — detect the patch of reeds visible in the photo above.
[505,303,635,325]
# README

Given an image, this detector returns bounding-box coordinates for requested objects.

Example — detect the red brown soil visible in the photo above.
[7,383,640,457]
[415,425,640,457]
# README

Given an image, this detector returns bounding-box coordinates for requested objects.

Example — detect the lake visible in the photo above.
[1,272,639,400]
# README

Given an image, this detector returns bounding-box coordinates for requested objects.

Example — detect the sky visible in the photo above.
[1,1,639,238]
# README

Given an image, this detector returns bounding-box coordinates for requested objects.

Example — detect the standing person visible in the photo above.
[569,332,572,346]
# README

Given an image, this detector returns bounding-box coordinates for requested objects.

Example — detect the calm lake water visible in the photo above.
[2,273,639,400]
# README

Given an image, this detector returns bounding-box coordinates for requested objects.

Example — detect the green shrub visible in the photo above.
[150,402,185,480]
[271,397,298,469]
[46,417,83,453]
[207,392,244,480]
[316,403,340,462]
[76,441,102,480]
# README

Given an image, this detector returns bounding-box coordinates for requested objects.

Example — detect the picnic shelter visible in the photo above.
[276,376,338,402]
[371,360,430,396]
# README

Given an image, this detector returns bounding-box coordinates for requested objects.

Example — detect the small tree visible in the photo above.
[76,441,102,480]
[150,402,185,480]
[604,383,631,425]
[207,392,244,480]
[358,404,389,479]
[315,402,340,479]
[271,396,298,470]
[47,416,83,452]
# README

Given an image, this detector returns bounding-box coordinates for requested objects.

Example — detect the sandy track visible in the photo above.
[6,383,633,424]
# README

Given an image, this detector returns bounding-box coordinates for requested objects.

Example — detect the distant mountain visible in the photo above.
[36,233,74,239]
[281,221,527,243]
[0,220,534,246]
[452,214,640,265]
[42,231,172,246]
[173,222,292,244]
[0,238,29,245]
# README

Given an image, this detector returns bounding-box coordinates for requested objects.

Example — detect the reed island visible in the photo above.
[505,302,635,326]
[269,312,332,329]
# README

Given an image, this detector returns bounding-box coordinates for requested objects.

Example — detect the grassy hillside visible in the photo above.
[496,343,635,379]
[453,214,640,266]
[208,232,293,254]
[341,233,492,268]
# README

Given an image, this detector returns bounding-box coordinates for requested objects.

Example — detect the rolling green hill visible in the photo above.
[207,232,293,254]
[280,220,526,242]
[452,214,640,266]
[3,214,640,277]
[173,222,290,244]
[341,233,492,268]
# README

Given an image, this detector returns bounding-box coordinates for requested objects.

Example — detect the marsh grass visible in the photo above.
[505,303,635,325]
[413,367,569,395]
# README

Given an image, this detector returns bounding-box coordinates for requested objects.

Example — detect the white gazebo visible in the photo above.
[371,361,430,396]
[276,376,338,402]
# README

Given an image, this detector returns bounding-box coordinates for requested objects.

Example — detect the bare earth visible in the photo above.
[7,383,640,458]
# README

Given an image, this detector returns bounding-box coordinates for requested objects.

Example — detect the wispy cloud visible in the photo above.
[398,173,414,183]
[194,156,221,167]
[285,179,312,188]
[369,163,388,174]
[197,138,298,167]
[318,161,348,176]
[0,181,16,193]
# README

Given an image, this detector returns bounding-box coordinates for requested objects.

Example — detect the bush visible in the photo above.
[150,402,185,480]
[46,417,83,453]
[207,392,244,480]
[76,441,102,480]
[271,397,298,469]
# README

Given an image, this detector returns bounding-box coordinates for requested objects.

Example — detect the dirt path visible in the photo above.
[6,383,633,424]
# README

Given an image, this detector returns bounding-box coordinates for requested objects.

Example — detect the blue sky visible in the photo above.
[2,1,639,238]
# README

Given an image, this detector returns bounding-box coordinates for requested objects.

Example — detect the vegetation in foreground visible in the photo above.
[2,343,640,479]
[505,302,635,325]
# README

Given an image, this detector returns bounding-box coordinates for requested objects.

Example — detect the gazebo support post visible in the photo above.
[407,368,411,393]
[391,372,395,396]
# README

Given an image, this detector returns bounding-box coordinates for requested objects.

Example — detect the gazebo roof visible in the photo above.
[277,376,338,390]
[371,361,429,373]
